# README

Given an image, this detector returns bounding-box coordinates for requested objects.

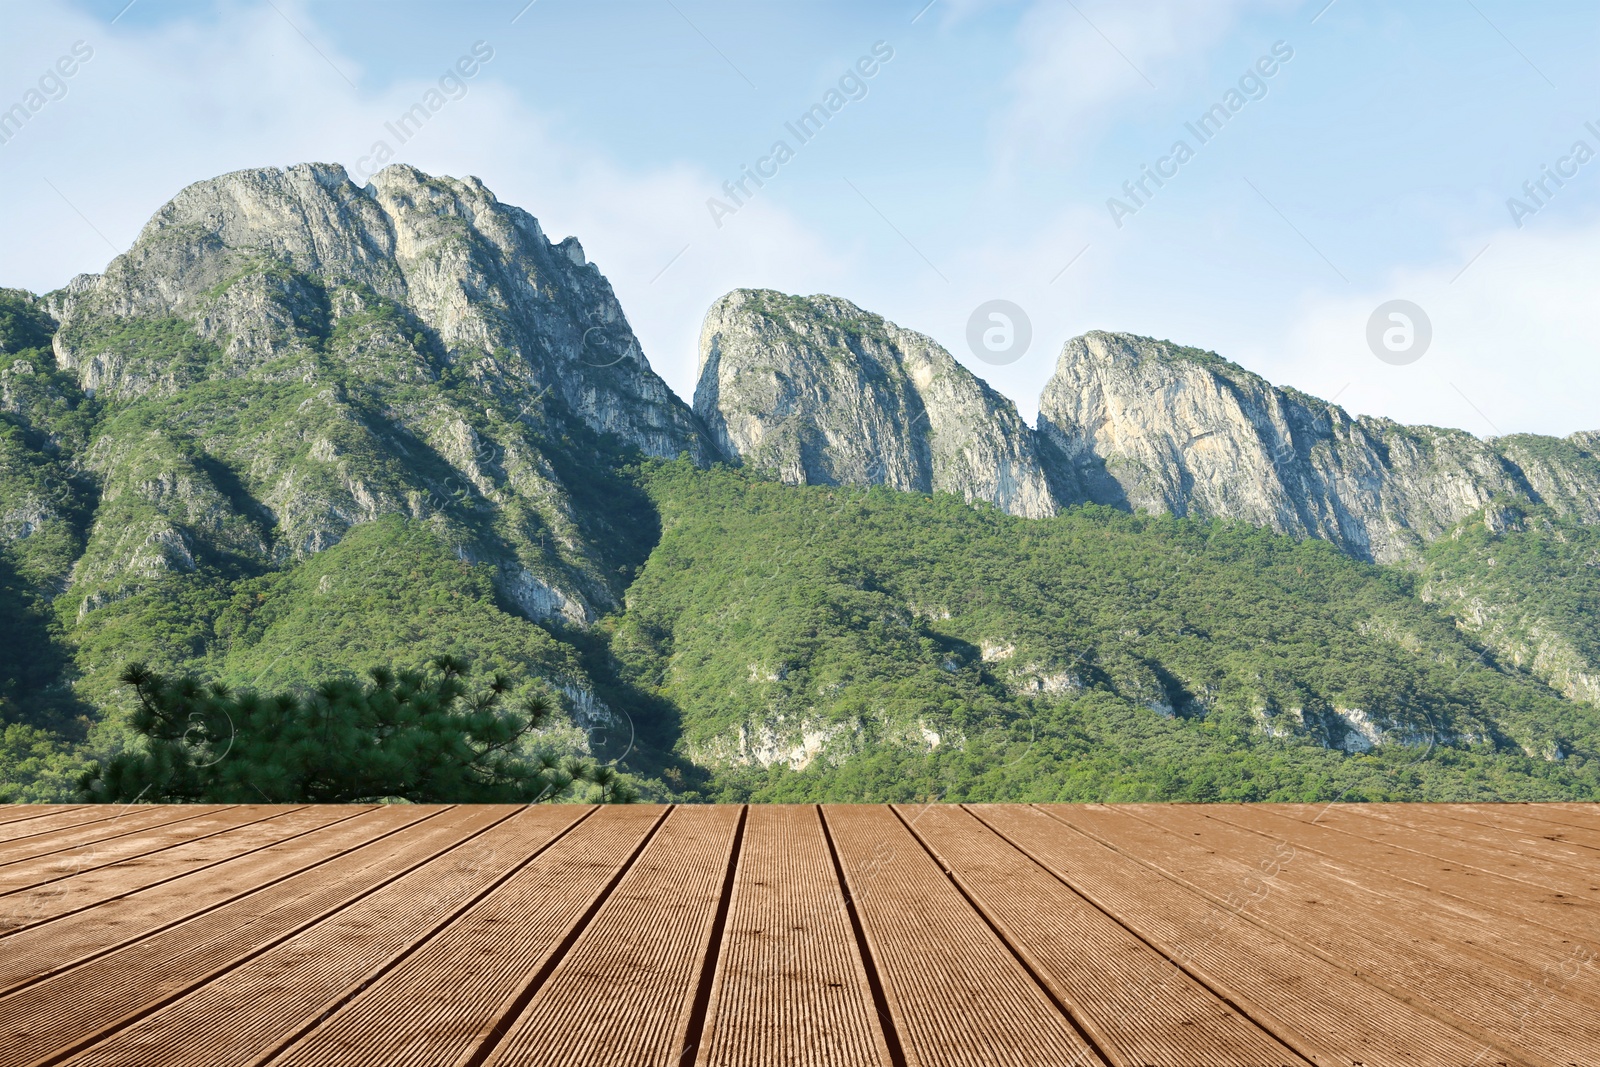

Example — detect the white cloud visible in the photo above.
[1277,218,1600,438]
[3,0,1595,444]
[0,1,843,403]
[993,0,1294,169]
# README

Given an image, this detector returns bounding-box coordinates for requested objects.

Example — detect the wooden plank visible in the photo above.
[1125,804,1600,977]
[825,804,1108,1067]
[478,805,744,1067]
[0,805,223,864]
[1260,799,1600,895]
[905,803,1309,1067]
[268,804,665,1067]
[1487,802,1600,832]
[0,806,365,958]
[977,804,1528,1067]
[53,805,589,1067]
[0,806,303,895]
[696,805,893,1067]
[1210,805,1600,942]
[0,805,89,833]
[1415,803,1600,854]
[1360,802,1600,869]
[1050,804,1600,1067]
[0,805,503,1067]
[1305,809,1600,895]
[0,807,401,984]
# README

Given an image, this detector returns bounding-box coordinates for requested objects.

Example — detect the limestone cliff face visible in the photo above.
[694,289,1056,518]
[39,163,714,626]
[1493,433,1600,525]
[1038,331,1600,563]
[51,163,709,460]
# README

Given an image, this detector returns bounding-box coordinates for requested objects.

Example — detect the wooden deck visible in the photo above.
[1,803,1596,1067]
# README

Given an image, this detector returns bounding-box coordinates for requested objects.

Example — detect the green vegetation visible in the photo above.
[5,275,1600,807]
[10,452,1600,805]
[69,517,588,700]
[0,553,90,736]
[1419,502,1600,708]
[85,656,633,804]
[55,314,225,396]
[0,724,91,803]
[607,462,1600,803]
[0,288,55,354]
[1,293,100,783]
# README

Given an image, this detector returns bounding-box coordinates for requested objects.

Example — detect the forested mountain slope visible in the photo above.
[1,162,703,795]
[3,164,1599,803]
[612,462,1598,802]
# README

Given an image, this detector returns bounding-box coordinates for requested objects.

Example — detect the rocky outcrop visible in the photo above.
[1038,331,1600,563]
[1494,433,1600,525]
[50,163,711,461]
[695,300,1600,560]
[31,163,724,625]
[695,289,1056,518]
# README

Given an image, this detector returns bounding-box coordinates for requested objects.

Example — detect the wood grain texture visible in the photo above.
[0,802,1590,1067]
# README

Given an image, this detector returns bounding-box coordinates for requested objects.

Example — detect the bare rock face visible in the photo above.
[695,289,1056,518]
[51,163,710,461]
[1038,331,1600,562]
[1494,432,1600,525]
[40,163,716,625]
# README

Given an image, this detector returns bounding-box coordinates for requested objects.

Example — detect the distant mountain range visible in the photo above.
[4,163,1599,802]
[700,287,1600,566]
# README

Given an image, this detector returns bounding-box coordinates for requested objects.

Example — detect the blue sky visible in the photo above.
[3,0,1598,436]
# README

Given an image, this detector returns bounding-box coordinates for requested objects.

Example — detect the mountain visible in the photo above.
[49,162,712,628]
[4,163,1600,804]
[613,461,1597,801]
[693,304,1600,569]
[695,289,1055,518]
[1028,332,1600,713]
[1037,331,1600,564]
[1416,501,1600,706]
[2,163,721,794]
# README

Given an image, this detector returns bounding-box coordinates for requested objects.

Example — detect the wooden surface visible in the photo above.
[0,802,1595,1067]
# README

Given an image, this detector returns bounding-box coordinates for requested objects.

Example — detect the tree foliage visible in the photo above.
[7,258,1600,806]
[0,724,92,803]
[82,655,634,804]
[614,461,1600,803]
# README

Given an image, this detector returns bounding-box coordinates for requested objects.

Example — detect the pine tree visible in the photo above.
[82,656,636,804]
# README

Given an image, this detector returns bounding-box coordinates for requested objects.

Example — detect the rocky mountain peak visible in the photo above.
[29,163,726,634]
[1037,330,1600,562]
[52,162,710,462]
[694,288,1056,518]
